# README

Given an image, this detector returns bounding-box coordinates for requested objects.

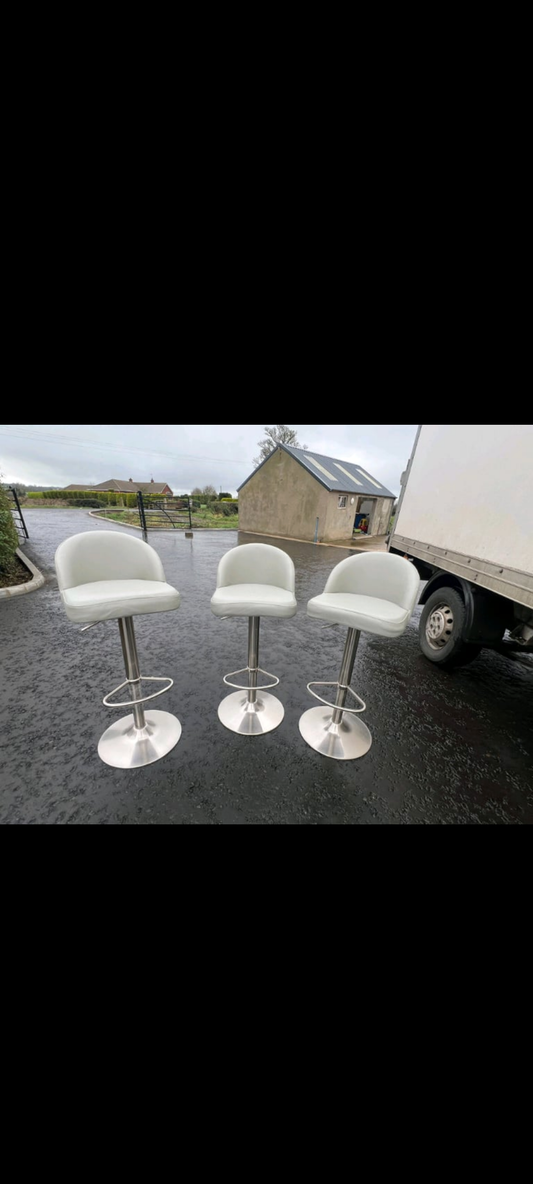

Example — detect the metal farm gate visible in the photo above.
[7,487,29,541]
[137,491,193,532]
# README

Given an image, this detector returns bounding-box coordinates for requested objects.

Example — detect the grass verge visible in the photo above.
[97,510,239,530]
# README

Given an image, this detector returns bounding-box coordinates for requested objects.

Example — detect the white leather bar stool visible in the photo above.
[299,552,420,760]
[55,531,182,769]
[211,543,297,735]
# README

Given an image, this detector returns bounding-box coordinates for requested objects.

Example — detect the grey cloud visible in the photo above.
[1,423,418,497]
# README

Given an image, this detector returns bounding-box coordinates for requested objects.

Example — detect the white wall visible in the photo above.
[396,424,533,573]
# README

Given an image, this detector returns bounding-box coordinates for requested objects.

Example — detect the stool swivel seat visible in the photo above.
[54,531,182,769]
[299,552,420,760]
[211,543,297,735]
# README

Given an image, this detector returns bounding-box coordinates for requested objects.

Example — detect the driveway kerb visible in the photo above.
[0,548,46,600]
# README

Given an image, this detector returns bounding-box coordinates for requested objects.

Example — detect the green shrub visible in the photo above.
[211,502,238,517]
[0,480,19,573]
[69,499,101,508]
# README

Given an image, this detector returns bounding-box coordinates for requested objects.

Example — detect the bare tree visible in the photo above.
[254,425,302,468]
[191,484,218,498]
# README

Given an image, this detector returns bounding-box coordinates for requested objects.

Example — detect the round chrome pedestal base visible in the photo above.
[98,710,182,768]
[298,706,372,760]
[217,691,284,735]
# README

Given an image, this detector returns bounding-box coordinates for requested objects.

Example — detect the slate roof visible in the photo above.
[90,479,172,494]
[238,442,395,498]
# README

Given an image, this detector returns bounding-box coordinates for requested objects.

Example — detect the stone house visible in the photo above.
[238,443,395,544]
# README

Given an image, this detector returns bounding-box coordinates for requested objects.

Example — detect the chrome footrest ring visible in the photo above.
[103,675,174,709]
[223,665,280,692]
[306,681,366,714]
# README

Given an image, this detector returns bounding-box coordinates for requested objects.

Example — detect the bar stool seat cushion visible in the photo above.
[62,579,181,624]
[307,592,409,638]
[211,583,297,619]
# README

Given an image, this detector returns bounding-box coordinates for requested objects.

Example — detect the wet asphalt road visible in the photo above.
[1,509,532,824]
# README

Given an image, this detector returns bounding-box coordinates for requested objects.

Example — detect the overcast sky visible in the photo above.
[0,424,418,496]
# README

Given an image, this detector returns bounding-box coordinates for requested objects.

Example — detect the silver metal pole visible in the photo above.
[247,616,260,705]
[332,628,361,725]
[118,617,146,729]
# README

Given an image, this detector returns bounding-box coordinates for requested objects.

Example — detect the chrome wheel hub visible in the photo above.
[426,603,454,649]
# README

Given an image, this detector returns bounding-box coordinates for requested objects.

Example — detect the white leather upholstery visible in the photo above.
[307,553,420,639]
[62,580,180,624]
[211,584,297,618]
[211,543,297,618]
[307,593,411,636]
[55,531,166,588]
[55,531,180,624]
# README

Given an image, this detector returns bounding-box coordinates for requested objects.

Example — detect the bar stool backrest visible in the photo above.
[55,531,165,591]
[324,552,420,611]
[216,543,295,593]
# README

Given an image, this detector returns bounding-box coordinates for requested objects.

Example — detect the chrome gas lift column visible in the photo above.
[83,617,181,768]
[298,627,372,760]
[217,616,284,736]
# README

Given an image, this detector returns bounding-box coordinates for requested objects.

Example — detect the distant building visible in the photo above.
[238,443,395,544]
[64,478,173,496]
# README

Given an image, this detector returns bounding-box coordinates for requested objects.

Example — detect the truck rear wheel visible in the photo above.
[419,587,482,667]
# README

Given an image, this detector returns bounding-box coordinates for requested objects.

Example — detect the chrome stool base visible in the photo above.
[218,690,284,735]
[299,627,372,761]
[95,617,181,768]
[98,709,182,769]
[299,706,372,760]
[217,616,284,736]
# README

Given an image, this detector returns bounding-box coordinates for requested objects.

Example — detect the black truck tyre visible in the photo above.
[419,586,482,667]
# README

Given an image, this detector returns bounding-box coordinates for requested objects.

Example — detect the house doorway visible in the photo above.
[353,498,377,536]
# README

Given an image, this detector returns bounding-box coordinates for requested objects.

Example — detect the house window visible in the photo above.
[338,496,347,508]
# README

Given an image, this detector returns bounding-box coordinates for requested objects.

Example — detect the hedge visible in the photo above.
[68,499,102,508]
[0,482,19,574]
[27,490,139,507]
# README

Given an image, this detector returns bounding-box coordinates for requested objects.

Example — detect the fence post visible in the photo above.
[314,516,319,543]
[188,497,192,530]
[137,490,147,534]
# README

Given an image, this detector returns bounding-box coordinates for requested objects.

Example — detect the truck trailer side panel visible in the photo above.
[391,424,533,611]
[393,424,532,571]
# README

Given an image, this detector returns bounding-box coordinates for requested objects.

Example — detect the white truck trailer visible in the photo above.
[389,424,533,666]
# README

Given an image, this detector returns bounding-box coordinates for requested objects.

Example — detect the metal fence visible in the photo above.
[137,491,193,531]
[7,487,29,540]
